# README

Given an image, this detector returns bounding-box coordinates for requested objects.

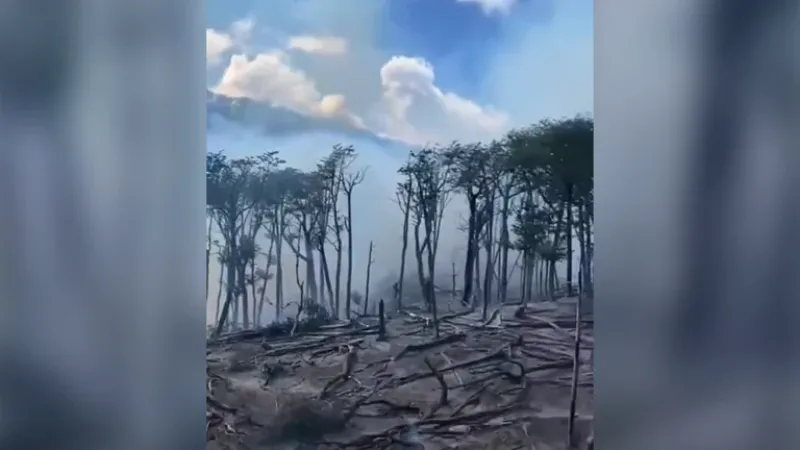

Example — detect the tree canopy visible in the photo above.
[206,114,593,334]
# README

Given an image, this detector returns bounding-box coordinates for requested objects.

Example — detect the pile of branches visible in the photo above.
[207,303,594,450]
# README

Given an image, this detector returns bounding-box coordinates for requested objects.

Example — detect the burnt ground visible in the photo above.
[206,300,594,450]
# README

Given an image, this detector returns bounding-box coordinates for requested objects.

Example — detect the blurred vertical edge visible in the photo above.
[596,0,800,449]
[0,1,207,450]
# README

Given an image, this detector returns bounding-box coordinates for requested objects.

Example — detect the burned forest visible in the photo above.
[206,116,594,450]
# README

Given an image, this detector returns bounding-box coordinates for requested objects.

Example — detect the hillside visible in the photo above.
[206,300,594,450]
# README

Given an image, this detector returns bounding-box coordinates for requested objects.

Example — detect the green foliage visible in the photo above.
[505,115,594,256]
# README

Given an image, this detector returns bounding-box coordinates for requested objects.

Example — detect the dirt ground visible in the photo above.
[207,300,594,450]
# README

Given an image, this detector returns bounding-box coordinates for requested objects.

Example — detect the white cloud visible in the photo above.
[206,29,233,67]
[456,0,517,16]
[379,56,509,144]
[209,19,511,145]
[206,17,256,68]
[213,52,353,122]
[287,36,348,56]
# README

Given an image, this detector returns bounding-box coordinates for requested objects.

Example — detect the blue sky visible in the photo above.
[205,0,593,321]
[206,0,592,141]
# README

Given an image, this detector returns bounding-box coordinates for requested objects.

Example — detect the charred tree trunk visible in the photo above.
[423,218,440,338]
[583,206,593,296]
[474,236,482,306]
[231,269,239,329]
[450,262,457,310]
[363,240,374,316]
[482,200,495,320]
[397,192,411,311]
[238,261,249,329]
[273,208,286,320]
[520,255,527,303]
[413,218,428,308]
[377,299,386,340]
[302,233,318,303]
[257,233,276,325]
[318,244,335,312]
[215,235,238,335]
[460,195,479,306]
[318,255,326,306]
[499,190,511,303]
[215,262,224,325]
[565,184,574,297]
[345,192,355,319]
[334,236,343,319]
[249,256,258,324]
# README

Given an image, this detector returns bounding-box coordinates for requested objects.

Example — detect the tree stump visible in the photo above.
[377,299,387,341]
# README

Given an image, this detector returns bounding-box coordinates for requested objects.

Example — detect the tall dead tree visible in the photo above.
[318,146,351,318]
[284,169,328,315]
[207,152,258,335]
[401,148,451,337]
[495,146,521,304]
[338,147,366,319]
[214,245,225,324]
[363,240,374,316]
[442,142,494,308]
[481,194,496,320]
[450,261,457,311]
[394,177,413,311]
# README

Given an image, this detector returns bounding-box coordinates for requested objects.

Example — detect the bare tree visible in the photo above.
[338,147,367,319]
[441,142,495,308]
[207,151,259,335]
[495,147,522,303]
[394,176,412,312]
[481,193,496,319]
[450,261,457,311]
[213,243,226,324]
[401,148,451,337]
[318,146,352,318]
[255,229,275,325]
[204,115,593,338]
[285,170,324,315]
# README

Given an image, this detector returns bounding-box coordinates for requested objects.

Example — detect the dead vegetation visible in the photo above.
[207,300,593,450]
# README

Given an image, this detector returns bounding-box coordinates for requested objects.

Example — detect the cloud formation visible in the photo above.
[205,17,256,68]
[214,52,347,118]
[207,18,509,146]
[287,36,348,56]
[206,29,233,67]
[379,56,509,145]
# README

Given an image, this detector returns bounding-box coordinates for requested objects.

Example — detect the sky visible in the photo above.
[205,0,593,324]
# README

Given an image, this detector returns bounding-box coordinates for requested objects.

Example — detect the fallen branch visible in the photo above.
[319,347,358,399]
[423,357,449,418]
[263,326,378,357]
[392,341,518,388]
[438,351,463,386]
[393,332,466,362]
[449,384,489,417]
[358,399,422,416]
